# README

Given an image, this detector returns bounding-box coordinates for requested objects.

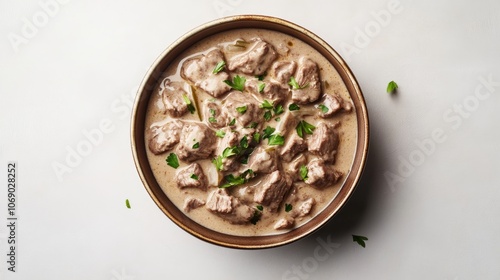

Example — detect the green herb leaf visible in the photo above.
[295,120,316,138]
[247,122,258,129]
[299,165,308,181]
[212,61,226,74]
[260,100,274,110]
[222,146,240,158]
[240,136,249,149]
[258,82,265,93]
[213,156,223,171]
[182,94,196,114]
[253,132,261,143]
[273,104,284,116]
[190,174,199,180]
[275,117,281,122]
[262,126,276,139]
[256,73,266,81]
[288,76,308,90]
[229,118,236,126]
[264,110,272,121]
[256,205,263,211]
[224,75,246,91]
[319,104,329,113]
[387,81,398,93]
[209,108,216,116]
[125,199,131,209]
[215,130,226,138]
[209,117,217,123]
[285,203,292,212]
[192,142,200,149]
[352,235,368,248]
[220,174,246,188]
[268,134,285,146]
[288,103,300,111]
[236,105,248,114]
[250,210,261,225]
[166,153,180,169]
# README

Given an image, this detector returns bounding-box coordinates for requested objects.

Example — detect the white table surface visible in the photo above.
[1,0,499,279]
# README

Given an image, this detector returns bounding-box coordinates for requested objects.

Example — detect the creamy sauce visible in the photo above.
[144,29,357,236]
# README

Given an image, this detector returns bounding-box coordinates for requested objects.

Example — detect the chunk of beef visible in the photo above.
[254,170,292,212]
[206,189,254,224]
[176,123,216,162]
[305,158,342,188]
[319,93,353,118]
[275,111,298,136]
[291,57,322,104]
[175,163,208,190]
[247,79,289,105]
[228,39,278,75]
[147,120,183,155]
[274,216,295,230]
[161,79,190,117]
[222,91,263,128]
[270,60,297,84]
[215,129,241,172]
[280,133,307,162]
[247,146,278,174]
[291,198,315,218]
[183,197,205,212]
[286,154,307,182]
[181,49,231,97]
[204,101,229,128]
[307,122,339,163]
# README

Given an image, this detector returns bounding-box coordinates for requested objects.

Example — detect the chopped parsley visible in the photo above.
[268,134,285,146]
[212,61,226,74]
[192,142,200,149]
[247,122,258,129]
[224,75,246,91]
[209,108,217,122]
[352,235,368,248]
[285,203,293,212]
[125,199,131,209]
[190,174,199,180]
[256,205,263,211]
[275,117,281,122]
[215,130,226,138]
[264,110,272,121]
[318,104,329,113]
[240,136,249,149]
[387,81,398,93]
[219,169,254,189]
[288,76,308,90]
[295,120,316,138]
[262,126,276,139]
[288,103,300,111]
[258,82,265,93]
[250,210,261,225]
[229,118,236,126]
[273,104,284,115]
[260,100,274,110]
[213,156,223,171]
[222,146,239,158]
[256,73,266,81]
[253,132,261,143]
[166,153,180,169]
[236,105,247,114]
[182,94,196,114]
[299,165,308,181]
[209,117,217,123]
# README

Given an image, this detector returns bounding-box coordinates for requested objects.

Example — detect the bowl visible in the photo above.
[131,15,369,249]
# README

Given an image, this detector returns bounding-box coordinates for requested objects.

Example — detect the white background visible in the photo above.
[1,0,499,279]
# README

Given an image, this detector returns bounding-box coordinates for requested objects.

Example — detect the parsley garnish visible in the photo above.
[224,75,246,91]
[229,118,236,126]
[125,199,131,209]
[212,61,226,74]
[285,203,292,212]
[299,165,308,181]
[264,110,272,121]
[220,174,246,188]
[273,104,284,115]
[275,117,281,122]
[256,205,263,211]
[352,235,368,248]
[288,103,300,111]
[192,142,200,149]
[247,122,258,129]
[318,104,329,113]
[253,132,261,143]
[295,120,316,138]
[215,130,226,138]
[262,126,276,139]
[213,156,223,171]
[209,117,217,123]
[268,134,285,146]
[260,100,274,109]
[250,210,261,225]
[209,108,217,123]
[258,82,265,93]
[240,136,249,149]
[190,174,199,180]
[256,73,266,81]
[387,81,398,93]
[182,94,196,114]
[288,76,308,90]
[166,153,180,169]
[222,146,239,158]
[236,105,247,114]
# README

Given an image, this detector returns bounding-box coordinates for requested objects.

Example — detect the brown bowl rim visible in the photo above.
[131,14,369,249]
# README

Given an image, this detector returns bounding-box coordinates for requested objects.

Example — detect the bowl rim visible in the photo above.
[131,14,370,249]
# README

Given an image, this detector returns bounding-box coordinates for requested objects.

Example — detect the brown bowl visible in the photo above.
[131,15,369,249]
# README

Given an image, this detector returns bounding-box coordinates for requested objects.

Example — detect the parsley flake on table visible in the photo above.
[181,94,196,114]
[387,81,398,93]
[288,103,300,111]
[125,199,131,209]
[299,165,308,181]
[285,203,293,212]
[236,105,247,114]
[352,235,368,248]
[224,75,246,91]
[212,61,226,74]
[166,153,180,169]
[288,76,308,90]
[296,120,316,138]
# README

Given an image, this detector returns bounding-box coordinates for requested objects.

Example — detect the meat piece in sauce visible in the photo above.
[291,198,315,218]
[206,189,254,224]
[307,122,339,163]
[147,120,183,155]
[181,49,231,97]
[215,129,241,172]
[204,101,229,129]
[286,154,307,182]
[254,170,292,212]
[176,162,208,190]
[319,93,353,118]
[222,91,263,128]
[291,57,322,104]
[247,146,278,174]
[161,79,191,118]
[274,216,295,230]
[228,39,278,76]
[183,197,205,212]
[247,79,289,105]
[305,158,342,188]
[176,123,216,162]
[270,60,297,84]
[280,133,307,162]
